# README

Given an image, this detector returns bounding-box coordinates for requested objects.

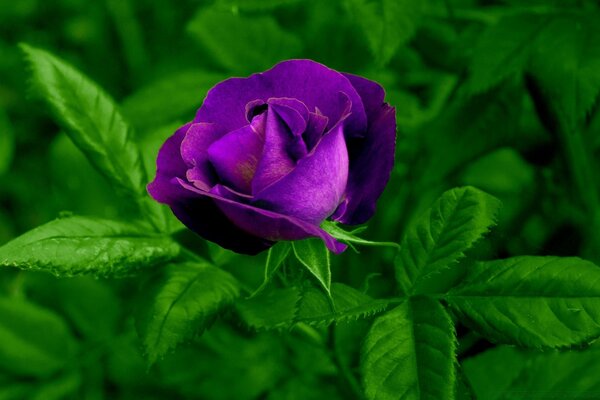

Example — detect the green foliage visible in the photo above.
[447,256,600,348]
[292,238,332,295]
[361,297,456,400]
[5,0,600,398]
[135,261,240,364]
[187,7,302,73]
[0,216,180,277]
[0,296,77,378]
[395,186,502,295]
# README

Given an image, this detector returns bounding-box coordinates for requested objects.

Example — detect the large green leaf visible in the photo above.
[346,0,422,65]
[361,297,456,400]
[0,216,179,277]
[292,238,331,295]
[136,262,240,364]
[0,297,77,378]
[395,187,501,295]
[187,8,302,73]
[20,44,146,198]
[121,69,227,130]
[447,256,600,348]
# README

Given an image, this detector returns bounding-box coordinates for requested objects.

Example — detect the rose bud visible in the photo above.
[148,60,396,255]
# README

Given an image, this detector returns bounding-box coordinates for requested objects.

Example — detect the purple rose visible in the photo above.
[148,60,396,255]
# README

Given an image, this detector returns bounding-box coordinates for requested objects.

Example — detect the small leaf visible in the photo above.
[527,14,600,130]
[395,186,501,295]
[0,216,179,277]
[0,109,14,175]
[295,283,390,326]
[321,221,400,250]
[187,8,302,73]
[250,242,292,298]
[292,238,331,295]
[361,297,457,400]
[236,287,301,330]
[447,256,600,348]
[346,0,422,65]
[121,69,227,130]
[0,297,77,378]
[236,283,390,330]
[135,261,240,364]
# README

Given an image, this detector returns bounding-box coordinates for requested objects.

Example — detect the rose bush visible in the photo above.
[148,60,396,254]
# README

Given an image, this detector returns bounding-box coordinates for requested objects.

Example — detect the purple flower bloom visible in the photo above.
[148,60,396,255]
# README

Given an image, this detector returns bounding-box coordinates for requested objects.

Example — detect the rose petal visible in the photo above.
[179,122,224,190]
[170,189,274,255]
[332,103,396,225]
[342,73,386,124]
[195,59,367,136]
[147,123,192,203]
[304,111,329,151]
[178,180,347,253]
[250,106,298,194]
[253,115,349,225]
[207,113,266,194]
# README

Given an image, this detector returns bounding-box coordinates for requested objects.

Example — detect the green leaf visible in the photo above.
[121,69,227,130]
[135,261,240,364]
[361,297,456,400]
[346,0,422,65]
[295,283,390,326]
[395,186,501,295]
[466,14,548,94]
[236,283,390,330]
[0,109,14,175]
[321,221,400,250]
[187,8,302,73]
[0,297,77,378]
[0,216,179,277]
[447,256,600,348]
[250,242,292,298]
[527,14,600,129]
[20,44,146,198]
[292,238,331,295]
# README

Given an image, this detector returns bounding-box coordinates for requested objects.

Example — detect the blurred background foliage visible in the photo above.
[1,0,600,398]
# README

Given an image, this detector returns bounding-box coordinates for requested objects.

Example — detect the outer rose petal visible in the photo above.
[148,125,272,255]
[178,180,347,254]
[253,119,349,225]
[147,123,192,203]
[194,60,367,137]
[333,103,396,225]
